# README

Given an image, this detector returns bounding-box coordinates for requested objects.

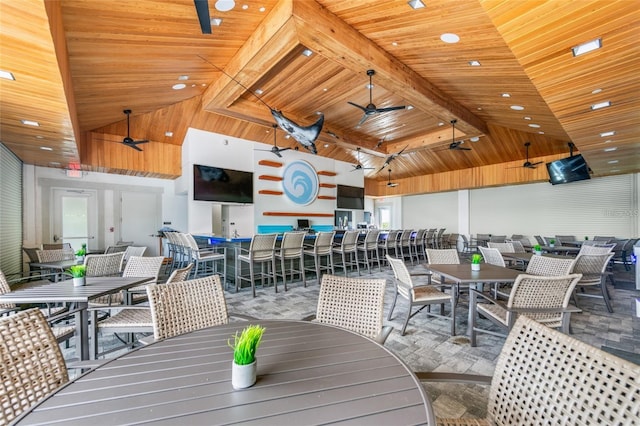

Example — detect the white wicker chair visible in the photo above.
[306,274,392,344]
[36,248,75,262]
[425,249,460,286]
[235,233,278,297]
[274,231,306,291]
[525,255,575,276]
[487,242,514,253]
[303,231,335,281]
[386,255,453,336]
[572,253,615,313]
[120,246,147,271]
[84,252,125,277]
[0,309,69,425]
[90,256,164,306]
[418,315,640,425]
[146,275,229,340]
[468,273,582,346]
[479,246,506,267]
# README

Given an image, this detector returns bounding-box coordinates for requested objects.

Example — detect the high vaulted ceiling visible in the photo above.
[1,0,638,192]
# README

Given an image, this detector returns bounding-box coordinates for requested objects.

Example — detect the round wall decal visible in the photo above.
[282,160,319,205]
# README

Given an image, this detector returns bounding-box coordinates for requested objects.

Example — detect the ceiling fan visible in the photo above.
[121,109,149,151]
[351,147,374,172]
[509,142,543,169]
[387,169,399,187]
[255,124,291,158]
[348,69,406,126]
[445,119,471,151]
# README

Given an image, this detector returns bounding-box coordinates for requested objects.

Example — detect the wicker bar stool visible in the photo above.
[235,233,278,297]
[275,231,307,291]
[357,229,381,273]
[332,230,360,277]
[303,231,335,282]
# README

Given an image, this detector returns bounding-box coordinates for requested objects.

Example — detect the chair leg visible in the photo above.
[401,305,413,336]
[387,291,399,321]
[601,279,613,313]
[468,291,476,346]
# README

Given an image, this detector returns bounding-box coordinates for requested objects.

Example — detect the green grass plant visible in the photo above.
[533,244,542,252]
[67,264,86,278]
[471,253,482,264]
[229,325,265,365]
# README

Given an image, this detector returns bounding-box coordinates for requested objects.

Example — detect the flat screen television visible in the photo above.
[546,155,591,185]
[297,219,310,229]
[193,164,253,203]
[336,184,365,210]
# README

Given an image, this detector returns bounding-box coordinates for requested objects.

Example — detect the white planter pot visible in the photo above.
[232,359,257,389]
[534,251,542,256]
[73,277,86,287]
[471,263,481,271]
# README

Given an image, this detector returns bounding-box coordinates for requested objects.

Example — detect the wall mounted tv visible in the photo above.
[336,184,365,210]
[193,165,254,204]
[546,154,591,185]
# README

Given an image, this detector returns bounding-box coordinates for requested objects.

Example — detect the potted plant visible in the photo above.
[548,238,556,248]
[67,264,86,287]
[471,253,482,271]
[533,244,542,255]
[75,243,87,261]
[228,324,265,389]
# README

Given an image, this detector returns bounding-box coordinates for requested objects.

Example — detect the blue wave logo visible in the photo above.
[282,161,318,205]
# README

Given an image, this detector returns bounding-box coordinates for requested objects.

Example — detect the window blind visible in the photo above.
[0,143,23,275]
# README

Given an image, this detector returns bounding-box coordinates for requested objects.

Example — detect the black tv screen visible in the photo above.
[337,184,365,209]
[193,165,253,203]
[546,155,591,185]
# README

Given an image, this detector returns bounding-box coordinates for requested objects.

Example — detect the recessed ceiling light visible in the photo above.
[469,136,480,142]
[172,83,186,90]
[528,123,541,128]
[323,88,328,92]
[21,119,39,126]
[405,105,414,110]
[165,131,173,137]
[242,4,248,10]
[215,0,235,12]
[604,147,617,152]
[591,88,602,94]
[316,111,323,115]
[468,60,481,67]
[407,0,425,9]
[324,144,329,148]
[571,37,602,57]
[0,70,15,80]
[604,139,612,143]
[501,93,511,98]
[392,42,398,47]
[510,105,524,111]
[302,49,313,57]
[285,134,291,139]
[440,33,460,43]
[538,131,545,134]
[591,101,611,110]
[438,122,444,126]
[191,84,196,87]
[608,160,619,164]
[523,116,532,120]
[178,75,189,81]
[259,6,265,12]
[40,146,53,151]
[255,88,263,95]
[36,135,44,139]
[600,131,615,137]
[210,18,223,26]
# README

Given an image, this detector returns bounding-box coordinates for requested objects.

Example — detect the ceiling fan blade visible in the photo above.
[133,140,149,144]
[375,106,406,113]
[347,101,367,112]
[531,161,544,166]
[124,143,143,152]
[193,0,212,34]
[357,114,370,126]
[456,147,472,151]
[387,182,398,187]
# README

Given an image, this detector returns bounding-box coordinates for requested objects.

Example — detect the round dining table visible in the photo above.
[16,320,436,425]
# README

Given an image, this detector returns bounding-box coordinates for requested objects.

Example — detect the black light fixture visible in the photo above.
[387,169,398,187]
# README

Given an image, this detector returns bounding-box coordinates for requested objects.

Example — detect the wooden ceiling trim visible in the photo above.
[290,0,488,136]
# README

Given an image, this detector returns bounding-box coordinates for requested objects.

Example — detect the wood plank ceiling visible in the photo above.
[0,0,638,193]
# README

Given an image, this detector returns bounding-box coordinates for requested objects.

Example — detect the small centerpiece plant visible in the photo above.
[75,243,87,257]
[67,264,87,287]
[471,253,482,270]
[533,244,542,255]
[549,238,556,247]
[228,324,265,389]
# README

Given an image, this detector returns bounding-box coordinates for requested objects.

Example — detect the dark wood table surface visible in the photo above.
[14,320,436,425]
[426,263,522,335]
[0,276,152,360]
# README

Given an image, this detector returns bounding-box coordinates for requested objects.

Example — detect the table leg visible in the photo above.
[76,302,89,360]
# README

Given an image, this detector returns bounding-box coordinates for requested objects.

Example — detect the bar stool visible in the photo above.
[396,229,414,264]
[275,231,306,291]
[357,229,381,273]
[183,233,226,283]
[303,231,335,282]
[378,229,400,266]
[235,233,278,297]
[332,230,360,277]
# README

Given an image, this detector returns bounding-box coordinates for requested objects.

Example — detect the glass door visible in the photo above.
[52,189,98,252]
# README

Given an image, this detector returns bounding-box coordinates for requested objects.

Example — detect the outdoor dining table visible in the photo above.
[540,245,581,255]
[13,320,436,425]
[0,276,152,360]
[426,263,522,336]
[28,259,80,281]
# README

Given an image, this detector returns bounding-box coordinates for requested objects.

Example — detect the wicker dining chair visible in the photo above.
[146,274,229,340]
[36,248,75,262]
[120,246,147,271]
[84,252,125,277]
[525,255,575,276]
[486,242,514,253]
[468,273,582,346]
[572,253,615,313]
[425,249,460,286]
[417,315,640,425]
[305,274,392,344]
[0,309,69,425]
[89,256,164,306]
[386,255,452,336]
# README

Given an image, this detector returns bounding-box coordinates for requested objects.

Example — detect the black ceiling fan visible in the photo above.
[255,124,291,158]
[121,109,149,151]
[387,169,399,187]
[447,119,471,151]
[509,142,543,169]
[351,147,374,171]
[193,0,212,34]
[348,69,406,126]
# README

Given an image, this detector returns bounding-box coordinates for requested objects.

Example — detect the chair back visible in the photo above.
[42,243,72,250]
[398,229,413,245]
[555,235,576,244]
[506,273,581,326]
[123,256,164,282]
[487,315,640,425]
[0,309,68,424]
[381,230,400,248]
[248,233,278,261]
[362,229,381,249]
[165,263,194,283]
[533,235,545,245]
[386,255,415,300]
[412,229,426,244]
[489,235,506,243]
[147,275,228,340]
[311,231,335,255]
[36,248,75,262]
[84,252,125,277]
[593,236,615,242]
[104,245,128,254]
[579,243,615,255]
[22,247,40,263]
[487,242,514,253]
[525,255,575,276]
[425,248,460,264]
[279,231,306,258]
[123,246,146,262]
[479,247,506,267]
[572,253,614,277]
[0,270,16,311]
[337,230,359,253]
[506,240,526,253]
[316,274,386,340]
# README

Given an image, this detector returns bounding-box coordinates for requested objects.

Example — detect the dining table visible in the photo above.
[426,263,522,336]
[27,259,80,281]
[13,320,436,425]
[540,245,581,255]
[0,276,152,360]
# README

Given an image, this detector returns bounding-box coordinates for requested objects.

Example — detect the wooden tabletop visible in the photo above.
[15,320,436,425]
